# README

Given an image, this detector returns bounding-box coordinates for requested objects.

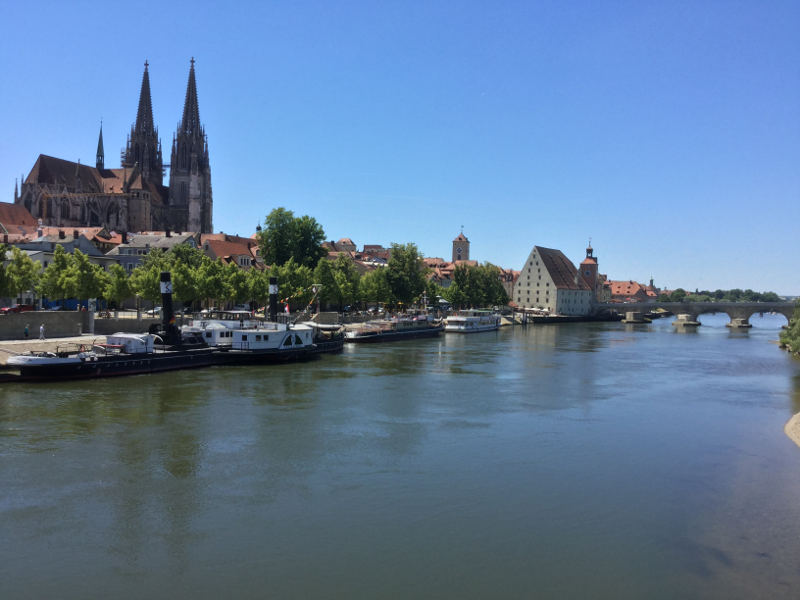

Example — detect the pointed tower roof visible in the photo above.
[96,121,105,169]
[134,61,155,135]
[180,57,201,135]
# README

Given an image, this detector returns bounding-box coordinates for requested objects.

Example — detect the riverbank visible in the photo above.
[785,413,800,448]
[0,335,107,365]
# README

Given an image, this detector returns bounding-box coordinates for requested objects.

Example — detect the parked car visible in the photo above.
[0,304,35,314]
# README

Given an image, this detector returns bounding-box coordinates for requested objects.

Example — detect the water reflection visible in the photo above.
[1,323,799,599]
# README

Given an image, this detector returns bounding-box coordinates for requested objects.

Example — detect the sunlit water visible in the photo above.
[2,313,799,599]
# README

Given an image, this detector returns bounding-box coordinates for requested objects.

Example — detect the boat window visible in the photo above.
[256,335,262,341]
[205,332,212,338]
[295,335,303,345]
[283,337,292,346]
[241,335,247,341]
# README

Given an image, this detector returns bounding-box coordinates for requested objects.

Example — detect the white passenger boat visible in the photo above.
[444,310,501,333]
[183,311,316,363]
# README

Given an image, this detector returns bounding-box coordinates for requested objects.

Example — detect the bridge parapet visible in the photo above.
[593,301,795,327]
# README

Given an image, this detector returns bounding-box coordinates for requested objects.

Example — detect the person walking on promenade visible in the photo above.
[39,323,45,340]
[24,323,29,339]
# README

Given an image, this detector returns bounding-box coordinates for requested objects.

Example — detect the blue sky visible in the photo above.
[1,1,798,293]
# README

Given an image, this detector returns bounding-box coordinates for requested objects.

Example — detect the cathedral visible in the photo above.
[14,60,213,233]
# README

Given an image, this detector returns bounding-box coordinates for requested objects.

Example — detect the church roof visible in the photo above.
[453,232,468,242]
[535,246,591,291]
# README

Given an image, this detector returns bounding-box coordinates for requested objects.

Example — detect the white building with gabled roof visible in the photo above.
[513,246,594,315]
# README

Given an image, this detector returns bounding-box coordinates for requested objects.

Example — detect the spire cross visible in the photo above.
[190,57,195,67]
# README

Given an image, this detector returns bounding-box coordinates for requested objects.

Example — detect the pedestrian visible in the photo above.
[39,323,45,340]
[24,323,29,339]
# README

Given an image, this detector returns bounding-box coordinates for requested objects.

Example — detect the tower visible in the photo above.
[122,61,163,183]
[168,58,213,233]
[96,122,104,170]
[452,230,470,262]
[579,242,599,301]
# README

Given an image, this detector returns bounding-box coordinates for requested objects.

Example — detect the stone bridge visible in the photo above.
[593,301,796,328]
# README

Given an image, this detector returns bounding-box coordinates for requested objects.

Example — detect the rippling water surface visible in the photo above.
[2,314,799,599]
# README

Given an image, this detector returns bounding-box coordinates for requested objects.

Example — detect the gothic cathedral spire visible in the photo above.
[123,61,163,183]
[96,121,105,169]
[168,57,213,233]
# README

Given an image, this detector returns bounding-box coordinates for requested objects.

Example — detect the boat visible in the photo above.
[308,323,345,354]
[444,309,501,333]
[183,315,318,364]
[344,313,443,343]
[5,332,217,381]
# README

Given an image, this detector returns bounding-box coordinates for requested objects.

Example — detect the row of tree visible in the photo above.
[657,288,782,303]
[0,240,508,313]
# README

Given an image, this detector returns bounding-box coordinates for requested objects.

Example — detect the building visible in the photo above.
[15,60,213,234]
[607,279,657,303]
[513,246,593,315]
[452,232,469,262]
[106,231,200,273]
[0,201,37,243]
[201,233,260,269]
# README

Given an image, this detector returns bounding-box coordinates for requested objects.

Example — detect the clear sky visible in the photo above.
[1,1,798,294]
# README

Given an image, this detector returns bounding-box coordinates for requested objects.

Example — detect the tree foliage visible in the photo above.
[386,243,427,307]
[6,247,40,300]
[256,207,326,269]
[779,301,800,356]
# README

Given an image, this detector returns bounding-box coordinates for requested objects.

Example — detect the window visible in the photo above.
[283,337,292,346]
[241,334,247,341]
[295,335,303,345]
[256,335,262,341]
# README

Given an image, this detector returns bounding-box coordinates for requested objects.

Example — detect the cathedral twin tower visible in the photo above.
[16,60,213,234]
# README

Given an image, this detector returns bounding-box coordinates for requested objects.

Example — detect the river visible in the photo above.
[2,313,799,599]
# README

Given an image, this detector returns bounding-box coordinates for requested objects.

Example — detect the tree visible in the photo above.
[62,250,108,304]
[274,258,314,310]
[6,247,40,303]
[0,244,9,298]
[312,258,338,309]
[247,268,270,310]
[780,301,800,356]
[130,249,169,305]
[196,257,229,308]
[104,264,132,314]
[385,243,427,307]
[226,262,250,305]
[331,253,360,310]
[443,265,469,308]
[360,268,393,308]
[256,207,326,269]
[38,244,73,304]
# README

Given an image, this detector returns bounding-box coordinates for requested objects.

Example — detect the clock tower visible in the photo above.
[452,230,470,262]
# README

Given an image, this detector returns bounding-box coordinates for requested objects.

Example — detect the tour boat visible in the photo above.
[344,313,443,343]
[5,332,217,381]
[443,310,501,333]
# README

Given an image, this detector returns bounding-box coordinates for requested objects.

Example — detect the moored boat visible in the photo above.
[5,332,217,381]
[444,310,501,333]
[344,313,443,343]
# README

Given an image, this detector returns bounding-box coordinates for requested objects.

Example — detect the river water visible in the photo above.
[2,313,799,599]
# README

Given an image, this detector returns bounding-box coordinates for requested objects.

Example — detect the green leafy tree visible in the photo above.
[104,264,132,313]
[6,247,40,303]
[62,250,108,303]
[313,258,338,309]
[386,243,427,307]
[38,244,73,304]
[196,257,229,308]
[247,268,270,310]
[360,268,393,308]
[129,249,169,305]
[443,265,469,308]
[779,301,800,356]
[257,207,326,269]
[226,262,250,305]
[274,258,314,310]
